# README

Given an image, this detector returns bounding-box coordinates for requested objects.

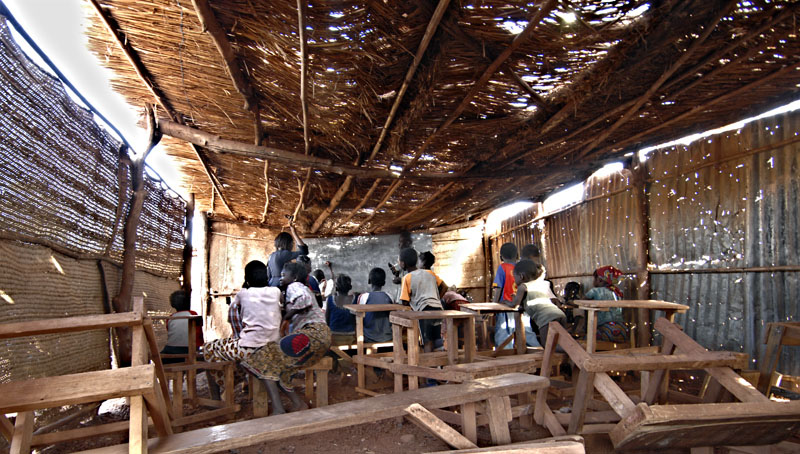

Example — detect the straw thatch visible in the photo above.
[83,0,800,236]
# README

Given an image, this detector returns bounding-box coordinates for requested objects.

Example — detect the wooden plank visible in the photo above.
[171,373,184,417]
[593,372,635,417]
[404,403,478,449]
[567,370,595,435]
[553,411,621,425]
[610,401,800,450]
[251,375,269,417]
[393,324,404,393]
[0,365,155,412]
[655,318,768,403]
[142,379,173,436]
[143,320,171,410]
[485,396,512,445]
[392,310,477,320]
[170,405,240,427]
[315,370,328,406]
[0,312,142,339]
[408,322,420,390]
[534,322,560,425]
[0,414,13,441]
[585,352,743,373]
[9,411,34,454]
[425,440,586,454]
[758,324,785,393]
[77,374,549,454]
[446,319,457,365]
[31,421,152,447]
[461,402,477,444]
[343,304,410,314]
[573,300,689,312]
[643,337,674,405]
[542,407,568,437]
[464,316,477,363]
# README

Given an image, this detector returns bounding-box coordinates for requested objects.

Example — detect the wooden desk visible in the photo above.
[460,303,527,355]
[572,300,689,353]
[342,303,409,392]
[389,310,477,391]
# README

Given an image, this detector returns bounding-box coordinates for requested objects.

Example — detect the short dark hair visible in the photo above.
[335,274,352,294]
[499,242,518,261]
[419,251,435,269]
[368,267,386,287]
[297,255,312,271]
[282,262,307,283]
[399,247,418,269]
[521,244,540,259]
[564,281,581,300]
[513,259,541,282]
[244,260,269,287]
[312,269,325,282]
[169,290,191,311]
[274,232,294,250]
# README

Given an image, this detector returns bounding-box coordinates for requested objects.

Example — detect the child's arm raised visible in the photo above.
[325,261,335,282]
[289,224,308,254]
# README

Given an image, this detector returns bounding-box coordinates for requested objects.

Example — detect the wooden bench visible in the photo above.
[162,360,240,426]
[425,436,586,453]
[757,321,800,394]
[535,317,800,452]
[248,355,333,417]
[0,297,172,453]
[76,373,550,453]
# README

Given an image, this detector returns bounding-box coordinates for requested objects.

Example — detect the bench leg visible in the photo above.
[408,324,420,390]
[568,369,595,435]
[517,391,533,429]
[461,402,477,445]
[305,371,314,401]
[170,372,184,418]
[393,324,404,393]
[315,370,328,407]
[9,411,34,454]
[485,396,512,445]
[129,396,148,454]
[251,375,270,418]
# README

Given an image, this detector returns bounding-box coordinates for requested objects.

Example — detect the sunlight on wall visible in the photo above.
[435,225,485,289]
[486,201,535,235]
[542,182,584,214]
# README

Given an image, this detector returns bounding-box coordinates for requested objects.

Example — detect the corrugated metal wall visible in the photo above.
[432,222,486,302]
[486,110,800,375]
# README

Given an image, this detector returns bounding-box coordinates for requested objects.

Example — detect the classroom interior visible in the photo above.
[1,1,799,453]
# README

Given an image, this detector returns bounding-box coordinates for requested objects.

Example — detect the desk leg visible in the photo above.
[445,319,457,365]
[9,411,33,454]
[408,323,420,390]
[356,315,366,390]
[187,318,198,404]
[461,402,477,444]
[393,324,404,393]
[514,312,526,355]
[464,316,476,363]
[586,310,596,353]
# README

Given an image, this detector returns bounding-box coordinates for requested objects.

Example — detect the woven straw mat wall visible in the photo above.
[0,16,184,381]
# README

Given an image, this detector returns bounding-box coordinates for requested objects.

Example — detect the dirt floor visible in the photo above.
[28,367,622,454]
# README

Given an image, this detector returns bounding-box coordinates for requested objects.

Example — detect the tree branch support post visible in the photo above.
[632,155,652,348]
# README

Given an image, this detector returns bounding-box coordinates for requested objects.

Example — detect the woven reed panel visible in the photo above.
[0,241,110,382]
[0,17,185,278]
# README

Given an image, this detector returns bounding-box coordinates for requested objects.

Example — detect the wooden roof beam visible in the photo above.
[157,119,536,181]
[191,0,258,111]
[309,0,452,234]
[88,0,236,219]
[293,0,312,218]
[371,182,456,234]
[357,0,557,234]
[575,1,736,159]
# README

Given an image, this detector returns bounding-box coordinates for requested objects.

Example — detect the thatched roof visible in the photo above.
[84,0,800,236]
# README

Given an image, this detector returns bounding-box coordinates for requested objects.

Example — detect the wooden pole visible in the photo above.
[182,193,195,293]
[632,156,652,348]
[309,0,452,233]
[191,0,257,111]
[112,105,162,367]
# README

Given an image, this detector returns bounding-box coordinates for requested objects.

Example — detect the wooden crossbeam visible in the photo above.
[191,0,257,111]
[404,403,477,449]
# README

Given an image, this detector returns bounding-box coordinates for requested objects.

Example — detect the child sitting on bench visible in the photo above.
[160,290,204,364]
[356,267,395,343]
[242,262,331,414]
[510,259,566,347]
[204,260,281,399]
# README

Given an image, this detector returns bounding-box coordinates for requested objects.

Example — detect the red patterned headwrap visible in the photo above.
[594,266,624,298]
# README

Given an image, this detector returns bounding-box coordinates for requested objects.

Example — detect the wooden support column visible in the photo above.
[113,106,161,367]
[632,156,652,348]
[182,193,194,293]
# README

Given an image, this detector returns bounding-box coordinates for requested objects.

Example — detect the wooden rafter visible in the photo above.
[293,0,312,219]
[191,0,257,111]
[575,1,736,159]
[158,120,536,181]
[309,0,452,234]
[89,0,237,219]
[331,179,382,231]
[357,0,557,233]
